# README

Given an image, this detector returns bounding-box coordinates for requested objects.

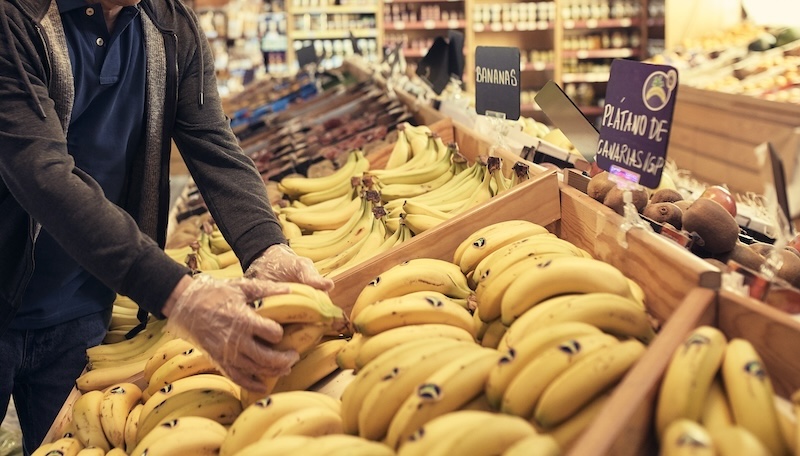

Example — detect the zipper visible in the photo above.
[34,24,52,83]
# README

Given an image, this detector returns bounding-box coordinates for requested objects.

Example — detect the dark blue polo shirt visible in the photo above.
[13,0,146,329]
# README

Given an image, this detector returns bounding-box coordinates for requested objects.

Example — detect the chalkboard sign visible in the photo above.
[416,37,450,94]
[448,30,465,80]
[474,46,520,120]
[595,59,678,188]
[296,44,319,69]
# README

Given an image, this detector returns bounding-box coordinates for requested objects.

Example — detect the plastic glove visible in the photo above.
[245,243,334,292]
[164,274,300,392]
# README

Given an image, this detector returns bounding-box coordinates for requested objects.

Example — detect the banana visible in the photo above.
[283,189,353,214]
[371,149,453,187]
[143,347,219,401]
[284,192,361,232]
[106,448,128,456]
[249,290,349,331]
[85,319,168,362]
[297,174,360,207]
[471,235,587,292]
[721,338,787,456]
[77,361,146,393]
[699,378,734,437]
[478,318,507,349]
[301,434,396,456]
[405,162,483,208]
[503,433,562,456]
[279,150,368,197]
[533,339,646,428]
[385,127,412,169]
[131,419,227,456]
[405,125,435,159]
[279,214,303,240]
[711,426,771,456]
[163,245,194,265]
[290,198,374,262]
[422,412,537,456]
[656,326,728,438]
[350,341,480,440]
[380,165,456,202]
[450,163,494,214]
[220,391,340,456]
[327,219,393,278]
[497,292,656,344]
[136,374,242,443]
[129,416,227,456]
[499,256,637,325]
[314,212,387,276]
[546,392,611,447]
[142,338,196,383]
[500,333,619,419]
[354,323,476,370]
[232,436,313,456]
[42,437,84,456]
[271,338,348,393]
[335,333,365,370]
[486,321,603,409]
[402,213,445,235]
[660,419,715,456]
[353,292,475,337]
[260,405,344,439]
[456,220,550,275]
[384,348,501,449]
[401,199,454,221]
[99,382,143,449]
[72,390,112,451]
[396,411,497,456]
[272,322,329,356]
[75,446,105,456]
[350,258,472,320]
[208,230,232,254]
[124,403,143,453]
[789,390,800,455]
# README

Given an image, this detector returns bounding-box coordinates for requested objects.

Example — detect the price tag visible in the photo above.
[595,59,679,189]
[296,44,318,68]
[424,20,436,29]
[475,46,520,120]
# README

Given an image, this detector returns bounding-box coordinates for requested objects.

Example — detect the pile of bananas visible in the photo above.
[655,326,796,456]
[273,122,532,278]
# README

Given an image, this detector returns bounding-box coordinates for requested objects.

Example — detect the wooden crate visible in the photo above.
[558,183,721,322]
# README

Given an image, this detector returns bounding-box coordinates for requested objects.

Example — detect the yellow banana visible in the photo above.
[272,322,329,356]
[456,220,550,275]
[124,403,143,453]
[335,333,365,370]
[76,360,148,393]
[75,446,105,456]
[314,213,386,276]
[131,419,227,456]
[380,165,456,202]
[284,193,361,232]
[271,338,348,393]
[279,213,303,240]
[402,212,445,235]
[279,150,368,197]
[85,319,168,362]
[142,338,196,383]
[290,197,374,262]
[422,412,536,456]
[478,318,507,349]
[43,437,85,456]
[699,378,734,436]
[354,323,476,370]
[533,339,646,428]
[499,256,637,325]
[105,448,128,456]
[711,426,771,456]
[722,338,787,456]
[327,218,392,278]
[129,416,227,456]
[501,333,619,419]
[99,382,143,449]
[220,391,340,456]
[232,436,313,456]
[143,347,218,401]
[401,199,455,221]
[350,257,472,320]
[486,321,603,408]
[405,162,483,208]
[353,291,475,337]
[396,411,497,456]
[385,127,412,169]
[503,433,562,456]
[249,290,349,332]
[301,434,395,456]
[450,163,493,214]
[660,419,715,456]
[454,219,552,270]
[546,392,611,446]
[656,326,728,438]
[72,390,112,452]
[384,348,501,449]
[260,405,344,439]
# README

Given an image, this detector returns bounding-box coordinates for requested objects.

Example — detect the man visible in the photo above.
[0,0,333,452]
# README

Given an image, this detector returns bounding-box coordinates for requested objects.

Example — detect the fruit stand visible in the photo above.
[36,59,800,456]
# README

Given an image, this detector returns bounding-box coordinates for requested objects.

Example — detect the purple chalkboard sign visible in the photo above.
[595,59,679,189]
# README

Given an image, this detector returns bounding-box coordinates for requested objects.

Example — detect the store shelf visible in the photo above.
[473,21,554,33]
[562,72,611,83]
[579,105,604,116]
[385,0,464,3]
[384,19,467,31]
[291,29,378,40]
[291,5,378,14]
[521,62,555,72]
[402,48,429,58]
[647,17,665,27]
[563,48,639,59]
[562,17,640,30]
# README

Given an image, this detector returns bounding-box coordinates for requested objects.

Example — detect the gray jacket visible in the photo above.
[0,0,285,333]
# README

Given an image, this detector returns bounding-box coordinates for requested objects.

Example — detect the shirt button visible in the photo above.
[96,37,104,46]
[86,7,94,15]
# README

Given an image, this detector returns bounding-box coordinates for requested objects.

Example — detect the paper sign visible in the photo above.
[475,46,520,120]
[296,44,318,68]
[595,59,678,188]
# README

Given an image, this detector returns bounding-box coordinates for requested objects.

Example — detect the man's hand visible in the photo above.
[245,243,334,292]
[163,274,299,392]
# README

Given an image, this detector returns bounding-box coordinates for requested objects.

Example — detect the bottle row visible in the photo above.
[563,30,640,51]
[294,13,377,32]
[385,4,466,24]
[473,2,556,25]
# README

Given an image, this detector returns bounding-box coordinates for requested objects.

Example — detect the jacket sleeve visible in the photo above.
[0,6,189,318]
[169,7,286,270]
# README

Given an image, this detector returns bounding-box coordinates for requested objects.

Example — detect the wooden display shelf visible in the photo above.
[521,62,555,72]
[562,72,610,83]
[291,29,378,40]
[384,19,466,31]
[562,17,640,30]
[472,21,554,33]
[563,47,639,59]
[290,5,377,14]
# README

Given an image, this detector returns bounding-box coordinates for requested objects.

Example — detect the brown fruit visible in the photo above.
[682,198,740,254]
[776,249,800,289]
[724,242,767,271]
[603,186,648,216]
[649,188,683,204]
[674,200,692,213]
[587,171,616,202]
[642,202,683,229]
[704,258,730,272]
[748,242,774,257]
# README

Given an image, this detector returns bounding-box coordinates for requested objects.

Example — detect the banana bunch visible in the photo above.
[384,122,435,170]
[104,295,152,343]
[349,257,473,321]
[129,416,228,456]
[219,391,343,455]
[278,149,370,205]
[142,344,219,401]
[231,434,394,456]
[352,291,476,338]
[339,337,492,444]
[78,319,175,393]
[396,410,539,456]
[656,328,790,456]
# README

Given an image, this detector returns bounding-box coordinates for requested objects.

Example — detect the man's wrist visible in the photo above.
[162,274,194,317]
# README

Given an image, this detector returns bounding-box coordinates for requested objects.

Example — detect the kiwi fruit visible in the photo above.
[722,241,767,271]
[642,202,683,229]
[587,171,616,202]
[603,186,649,216]
[704,258,730,272]
[748,242,774,257]
[649,188,683,204]
[674,199,692,213]
[682,198,740,254]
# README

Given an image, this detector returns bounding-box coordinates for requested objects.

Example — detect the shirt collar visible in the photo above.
[57,0,95,14]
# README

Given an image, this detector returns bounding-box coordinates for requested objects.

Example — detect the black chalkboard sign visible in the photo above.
[474,46,520,120]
